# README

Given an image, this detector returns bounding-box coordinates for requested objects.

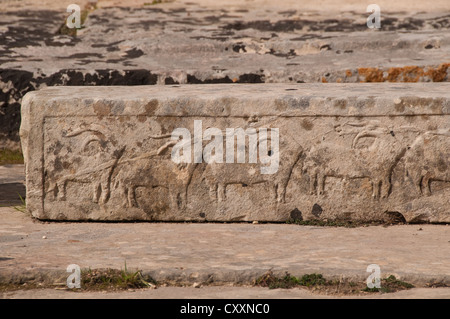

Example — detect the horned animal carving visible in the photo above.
[405,129,450,195]
[46,125,123,204]
[112,155,196,209]
[203,131,303,203]
[304,121,407,199]
[46,125,184,208]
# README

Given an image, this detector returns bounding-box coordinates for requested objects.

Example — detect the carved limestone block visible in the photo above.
[20,84,450,222]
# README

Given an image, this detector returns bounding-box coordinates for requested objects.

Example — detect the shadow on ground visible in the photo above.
[0,183,26,206]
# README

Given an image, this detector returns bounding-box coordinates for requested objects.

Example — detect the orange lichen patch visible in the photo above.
[321,77,328,83]
[386,67,401,82]
[357,68,384,82]
[232,77,238,82]
[387,66,424,82]
[336,78,342,83]
[425,63,450,82]
[345,70,352,77]
[357,64,449,83]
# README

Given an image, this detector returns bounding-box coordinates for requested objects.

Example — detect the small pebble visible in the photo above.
[42,236,47,239]
[193,283,201,288]
[252,221,259,224]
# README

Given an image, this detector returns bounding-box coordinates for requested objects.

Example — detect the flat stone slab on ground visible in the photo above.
[0,164,25,206]
[20,84,450,222]
[0,207,449,287]
[2,286,450,299]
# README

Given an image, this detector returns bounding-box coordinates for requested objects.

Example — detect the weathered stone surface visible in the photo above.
[20,84,450,222]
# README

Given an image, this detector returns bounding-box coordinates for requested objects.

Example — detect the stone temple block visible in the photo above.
[20,84,450,222]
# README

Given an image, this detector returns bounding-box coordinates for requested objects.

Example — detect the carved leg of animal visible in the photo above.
[309,173,317,195]
[176,186,188,209]
[381,177,391,199]
[177,192,183,209]
[122,185,137,208]
[317,174,325,195]
[209,183,218,201]
[46,181,58,200]
[276,183,286,203]
[128,186,138,207]
[422,173,432,196]
[413,175,423,195]
[171,189,184,210]
[217,184,226,202]
[372,179,382,199]
[169,190,178,209]
[120,185,129,208]
[99,180,110,204]
[182,185,189,209]
[93,183,101,203]
[272,183,278,202]
[57,180,67,201]
[121,185,131,208]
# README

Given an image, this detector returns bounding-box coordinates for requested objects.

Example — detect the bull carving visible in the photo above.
[304,122,407,199]
[405,129,450,195]
[203,132,303,203]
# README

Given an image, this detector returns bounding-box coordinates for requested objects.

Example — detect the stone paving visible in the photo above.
[2,286,450,299]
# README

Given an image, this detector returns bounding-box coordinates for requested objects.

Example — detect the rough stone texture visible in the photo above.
[1,0,449,150]
[20,84,450,222]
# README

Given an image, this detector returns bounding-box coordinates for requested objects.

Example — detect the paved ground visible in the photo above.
[2,286,450,299]
[1,203,449,298]
[3,204,450,283]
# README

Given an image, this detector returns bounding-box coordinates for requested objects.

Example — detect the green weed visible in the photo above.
[0,149,23,165]
[80,262,157,291]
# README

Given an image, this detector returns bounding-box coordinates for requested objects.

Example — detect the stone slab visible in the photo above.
[3,287,450,299]
[20,84,450,222]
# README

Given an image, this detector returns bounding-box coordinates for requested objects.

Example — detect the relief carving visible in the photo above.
[203,133,303,203]
[42,116,449,221]
[405,129,450,196]
[303,121,407,199]
[46,124,124,204]
[112,155,196,209]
